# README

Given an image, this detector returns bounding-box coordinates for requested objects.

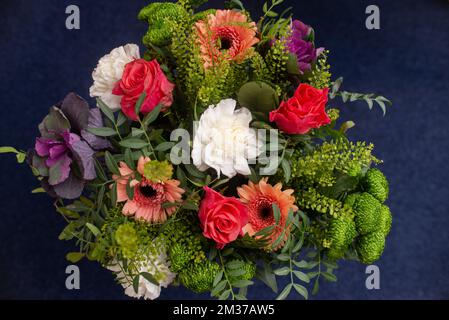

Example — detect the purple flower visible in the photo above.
[287,20,324,74]
[30,93,110,199]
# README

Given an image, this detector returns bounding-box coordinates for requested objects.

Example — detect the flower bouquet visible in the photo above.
[1,0,393,300]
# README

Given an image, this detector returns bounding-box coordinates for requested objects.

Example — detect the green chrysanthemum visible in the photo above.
[378,205,392,236]
[352,192,382,235]
[325,215,356,260]
[138,3,189,47]
[364,168,389,203]
[356,230,385,264]
[143,160,173,183]
[115,223,138,259]
[179,259,221,293]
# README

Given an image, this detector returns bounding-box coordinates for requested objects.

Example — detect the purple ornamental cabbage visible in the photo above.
[287,20,324,74]
[30,93,110,199]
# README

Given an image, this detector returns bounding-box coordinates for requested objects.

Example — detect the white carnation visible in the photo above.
[89,43,140,111]
[107,242,175,300]
[192,99,261,178]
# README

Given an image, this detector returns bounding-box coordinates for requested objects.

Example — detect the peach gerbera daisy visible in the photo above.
[113,156,185,223]
[195,9,259,69]
[237,178,298,250]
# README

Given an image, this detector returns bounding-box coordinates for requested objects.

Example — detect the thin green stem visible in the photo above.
[218,250,235,300]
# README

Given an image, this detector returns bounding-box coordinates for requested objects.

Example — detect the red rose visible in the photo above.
[112,59,174,120]
[198,186,248,249]
[269,83,330,134]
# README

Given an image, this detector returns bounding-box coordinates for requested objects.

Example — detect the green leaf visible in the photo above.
[119,138,149,149]
[213,270,224,287]
[140,272,159,285]
[16,152,26,163]
[274,267,290,276]
[211,280,227,297]
[218,289,231,300]
[312,279,320,295]
[232,280,253,288]
[66,252,84,263]
[87,127,117,137]
[126,179,135,200]
[226,260,244,269]
[228,268,247,278]
[116,112,128,127]
[184,164,206,179]
[281,159,291,183]
[133,275,140,294]
[322,272,337,282]
[293,283,308,299]
[96,98,115,124]
[155,141,175,152]
[31,187,45,194]
[293,270,310,283]
[293,260,309,269]
[272,204,281,224]
[110,182,117,205]
[276,254,290,262]
[237,82,279,117]
[0,146,19,154]
[94,158,107,181]
[56,207,80,219]
[104,151,120,175]
[276,283,292,300]
[142,104,162,127]
[135,92,147,118]
[124,148,135,170]
[85,222,100,237]
[181,201,198,211]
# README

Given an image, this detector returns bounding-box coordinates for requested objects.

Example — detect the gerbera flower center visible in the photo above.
[259,203,273,220]
[139,185,157,198]
[219,36,232,50]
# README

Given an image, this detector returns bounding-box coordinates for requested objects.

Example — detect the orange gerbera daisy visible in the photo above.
[237,178,298,250]
[195,9,259,69]
[113,157,185,223]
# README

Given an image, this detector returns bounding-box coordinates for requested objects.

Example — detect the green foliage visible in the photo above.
[265,38,290,94]
[0,146,27,164]
[307,50,332,90]
[179,259,221,293]
[291,139,380,188]
[237,81,279,118]
[351,192,382,235]
[356,231,385,264]
[363,168,389,202]
[378,205,392,236]
[329,77,392,116]
[296,187,354,219]
[138,2,189,47]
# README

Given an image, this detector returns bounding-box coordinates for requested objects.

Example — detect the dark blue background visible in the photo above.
[0,0,448,300]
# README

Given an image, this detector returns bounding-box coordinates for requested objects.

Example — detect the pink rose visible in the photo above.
[269,83,330,134]
[198,186,248,249]
[112,59,174,120]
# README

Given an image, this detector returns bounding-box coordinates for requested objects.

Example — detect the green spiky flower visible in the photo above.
[364,168,389,203]
[352,193,382,235]
[138,3,189,47]
[325,215,356,260]
[356,230,385,264]
[115,223,138,259]
[143,160,173,183]
[179,259,221,293]
[378,205,392,236]
[169,242,194,273]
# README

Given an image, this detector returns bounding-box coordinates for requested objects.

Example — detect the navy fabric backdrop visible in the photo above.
[0,0,448,299]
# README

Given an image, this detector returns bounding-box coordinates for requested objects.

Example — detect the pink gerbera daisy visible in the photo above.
[195,9,259,69]
[237,178,298,250]
[113,157,185,223]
